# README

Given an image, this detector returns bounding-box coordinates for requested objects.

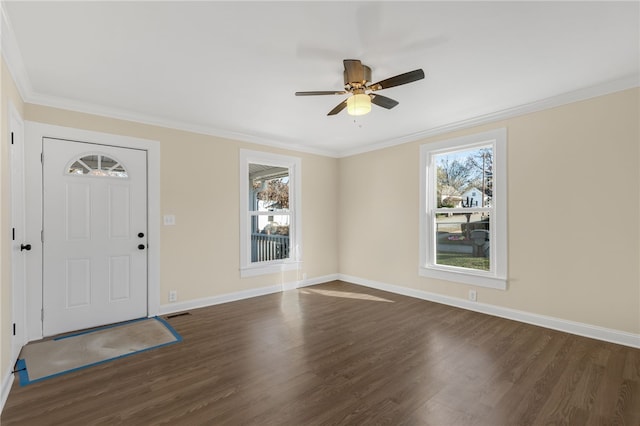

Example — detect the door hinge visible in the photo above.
[12,228,15,241]
[11,132,14,145]
[12,323,16,336]
[41,230,44,243]
[41,309,44,322]
[41,152,43,164]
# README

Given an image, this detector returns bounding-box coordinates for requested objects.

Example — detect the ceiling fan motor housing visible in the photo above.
[344,65,371,89]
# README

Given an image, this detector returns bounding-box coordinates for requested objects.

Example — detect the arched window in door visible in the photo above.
[66,154,128,178]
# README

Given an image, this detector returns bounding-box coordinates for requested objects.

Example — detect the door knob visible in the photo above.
[138,232,144,238]
[21,244,32,251]
[138,244,146,250]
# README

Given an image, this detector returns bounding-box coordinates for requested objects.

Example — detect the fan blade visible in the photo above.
[327,100,348,116]
[369,69,425,91]
[370,94,399,109]
[343,59,364,83]
[295,90,347,96]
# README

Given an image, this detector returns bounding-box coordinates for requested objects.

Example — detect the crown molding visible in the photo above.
[0,1,335,158]
[20,75,640,160]
[336,74,640,158]
[3,0,637,160]
[25,91,337,157]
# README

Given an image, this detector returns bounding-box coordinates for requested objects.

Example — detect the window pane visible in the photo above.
[81,155,100,170]
[100,155,118,170]
[435,212,490,271]
[68,161,90,175]
[99,156,128,177]
[251,214,290,262]
[249,163,289,213]
[435,146,493,208]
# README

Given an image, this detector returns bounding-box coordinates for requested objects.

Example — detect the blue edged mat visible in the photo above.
[16,317,181,386]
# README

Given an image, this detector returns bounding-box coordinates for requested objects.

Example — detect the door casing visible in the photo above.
[9,102,27,364]
[24,121,161,341]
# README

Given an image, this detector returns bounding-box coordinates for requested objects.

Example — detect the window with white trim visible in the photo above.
[419,128,507,290]
[239,150,302,278]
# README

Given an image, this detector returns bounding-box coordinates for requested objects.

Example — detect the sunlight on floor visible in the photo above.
[300,288,394,303]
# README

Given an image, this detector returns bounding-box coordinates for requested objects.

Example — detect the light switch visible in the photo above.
[163,214,176,226]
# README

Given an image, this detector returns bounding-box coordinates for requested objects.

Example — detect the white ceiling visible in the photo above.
[2,1,639,157]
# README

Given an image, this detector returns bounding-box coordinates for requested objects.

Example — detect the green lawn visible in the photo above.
[437,253,490,271]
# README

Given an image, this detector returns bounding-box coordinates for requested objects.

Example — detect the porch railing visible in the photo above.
[251,233,290,262]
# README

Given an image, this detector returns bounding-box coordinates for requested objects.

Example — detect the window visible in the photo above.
[419,128,507,289]
[239,150,302,277]
[67,154,128,178]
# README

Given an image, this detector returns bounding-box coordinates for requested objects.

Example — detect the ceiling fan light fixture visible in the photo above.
[346,93,371,116]
[296,59,424,116]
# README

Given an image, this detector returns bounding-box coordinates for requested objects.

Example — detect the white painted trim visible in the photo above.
[159,274,338,316]
[0,4,334,158]
[160,284,284,316]
[23,121,161,341]
[339,274,640,349]
[239,149,302,278]
[299,273,339,288]
[22,77,640,160]
[418,267,506,290]
[337,74,640,158]
[28,92,337,158]
[419,128,507,290]
[8,101,27,380]
[240,262,300,278]
[1,370,13,414]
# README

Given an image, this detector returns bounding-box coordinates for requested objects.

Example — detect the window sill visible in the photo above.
[419,266,507,290]
[240,261,300,278]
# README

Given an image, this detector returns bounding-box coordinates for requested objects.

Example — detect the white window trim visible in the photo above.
[419,128,507,290]
[239,149,302,278]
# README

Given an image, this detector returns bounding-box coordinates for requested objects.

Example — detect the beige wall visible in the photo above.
[339,88,640,334]
[24,104,340,303]
[1,59,25,392]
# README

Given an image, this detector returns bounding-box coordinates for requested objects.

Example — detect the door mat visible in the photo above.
[16,317,181,386]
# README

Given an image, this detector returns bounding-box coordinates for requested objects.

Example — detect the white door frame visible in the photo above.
[9,102,27,364]
[24,121,161,341]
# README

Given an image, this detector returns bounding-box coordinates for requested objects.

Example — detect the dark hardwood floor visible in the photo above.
[2,281,639,425]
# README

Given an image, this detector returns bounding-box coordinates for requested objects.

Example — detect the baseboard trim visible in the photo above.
[339,274,640,349]
[1,369,13,414]
[299,273,340,288]
[158,274,339,316]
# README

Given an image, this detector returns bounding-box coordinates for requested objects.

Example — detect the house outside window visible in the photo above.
[239,150,302,277]
[419,128,507,290]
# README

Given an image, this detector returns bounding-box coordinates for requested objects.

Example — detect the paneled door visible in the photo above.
[42,138,148,336]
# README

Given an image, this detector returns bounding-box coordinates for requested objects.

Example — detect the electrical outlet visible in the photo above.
[169,290,177,302]
[468,289,477,302]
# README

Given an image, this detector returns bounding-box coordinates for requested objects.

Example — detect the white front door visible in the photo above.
[42,138,148,336]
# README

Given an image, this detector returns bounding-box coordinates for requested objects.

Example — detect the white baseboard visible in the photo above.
[158,274,339,316]
[339,274,640,349]
[1,369,14,415]
[299,273,339,288]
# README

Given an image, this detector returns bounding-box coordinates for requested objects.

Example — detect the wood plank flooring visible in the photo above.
[2,281,639,425]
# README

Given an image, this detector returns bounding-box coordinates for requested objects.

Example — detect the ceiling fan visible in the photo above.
[295,59,425,116]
